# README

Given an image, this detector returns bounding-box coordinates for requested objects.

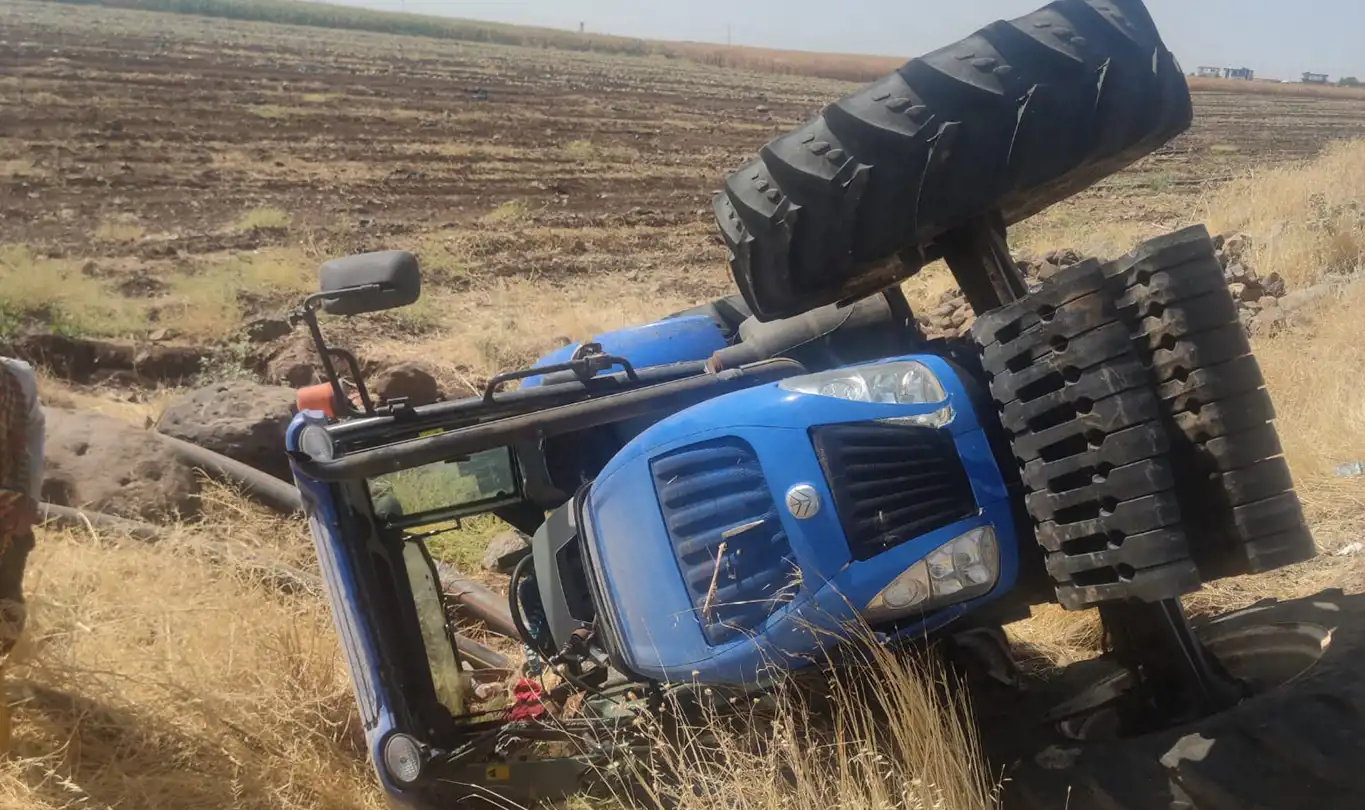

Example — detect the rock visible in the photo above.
[156,382,299,480]
[245,316,292,344]
[1263,272,1287,298]
[1242,300,1262,313]
[1259,295,1279,309]
[755,105,771,114]
[1279,284,1333,314]
[43,408,200,521]
[939,289,963,305]
[1222,233,1251,263]
[255,333,321,388]
[1227,282,1246,300]
[7,333,205,385]
[1248,310,1287,338]
[949,308,969,328]
[482,530,531,573]
[1226,262,1257,284]
[1239,280,1264,303]
[1045,248,1083,267]
[1036,261,1064,281]
[372,362,443,406]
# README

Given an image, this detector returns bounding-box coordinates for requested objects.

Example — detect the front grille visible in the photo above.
[812,424,978,561]
[651,437,798,646]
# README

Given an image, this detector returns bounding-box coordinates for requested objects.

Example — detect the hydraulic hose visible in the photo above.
[508,554,555,657]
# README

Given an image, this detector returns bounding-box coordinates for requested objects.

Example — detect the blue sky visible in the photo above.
[326,0,1363,82]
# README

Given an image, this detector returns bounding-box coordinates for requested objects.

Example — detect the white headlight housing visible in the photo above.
[382,732,424,786]
[298,424,336,462]
[864,526,1000,622]
[778,360,953,428]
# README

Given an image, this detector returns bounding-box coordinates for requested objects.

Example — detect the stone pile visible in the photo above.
[915,234,1297,341]
[917,248,1088,340]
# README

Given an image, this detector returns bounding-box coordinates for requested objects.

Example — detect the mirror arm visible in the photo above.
[327,347,376,416]
[291,295,378,419]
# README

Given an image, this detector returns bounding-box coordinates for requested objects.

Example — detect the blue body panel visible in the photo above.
[286,413,408,802]
[582,354,1020,686]
[521,315,726,388]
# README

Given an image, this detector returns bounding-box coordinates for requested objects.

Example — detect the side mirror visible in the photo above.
[319,251,421,316]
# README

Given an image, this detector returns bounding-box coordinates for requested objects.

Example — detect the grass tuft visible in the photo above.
[235,207,293,231]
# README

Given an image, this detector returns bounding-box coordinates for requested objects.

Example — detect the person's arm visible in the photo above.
[0,367,30,535]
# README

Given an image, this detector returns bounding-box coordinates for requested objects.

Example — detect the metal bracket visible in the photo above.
[1098,597,1247,732]
[939,211,1029,313]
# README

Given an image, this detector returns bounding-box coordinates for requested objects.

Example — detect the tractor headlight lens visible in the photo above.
[298,424,336,462]
[382,732,424,786]
[864,527,999,622]
[778,361,953,428]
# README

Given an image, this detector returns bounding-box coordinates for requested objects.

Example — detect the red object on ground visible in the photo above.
[507,678,546,721]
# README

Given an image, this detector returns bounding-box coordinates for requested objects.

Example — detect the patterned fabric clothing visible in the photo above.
[0,364,30,527]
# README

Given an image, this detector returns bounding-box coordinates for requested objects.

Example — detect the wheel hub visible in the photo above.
[1049,618,1331,741]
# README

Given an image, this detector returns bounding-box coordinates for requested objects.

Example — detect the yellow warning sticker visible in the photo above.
[418,428,445,438]
[485,764,511,781]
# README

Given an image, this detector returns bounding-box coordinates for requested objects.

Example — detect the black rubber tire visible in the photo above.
[973,262,1198,610]
[980,589,1365,810]
[1101,226,1316,579]
[714,0,1192,321]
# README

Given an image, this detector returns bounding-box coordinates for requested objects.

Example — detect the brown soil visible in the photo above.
[5,0,1365,385]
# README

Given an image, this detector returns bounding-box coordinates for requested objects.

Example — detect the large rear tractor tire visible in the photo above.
[979,589,1365,810]
[715,0,1192,321]
[1101,226,1315,579]
[971,228,1316,607]
[972,260,1199,609]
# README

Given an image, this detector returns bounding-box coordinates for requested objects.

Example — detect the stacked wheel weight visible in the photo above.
[973,260,1200,609]
[1101,225,1316,578]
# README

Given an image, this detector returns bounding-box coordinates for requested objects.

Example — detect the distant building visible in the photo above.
[1302,72,1330,85]
[1196,66,1255,80]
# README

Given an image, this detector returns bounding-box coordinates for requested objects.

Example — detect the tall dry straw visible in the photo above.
[1206,140,1365,289]
[626,641,998,810]
[0,488,386,810]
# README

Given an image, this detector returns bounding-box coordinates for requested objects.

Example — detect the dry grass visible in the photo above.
[0,485,385,810]
[0,246,147,339]
[236,207,293,231]
[1206,141,1365,288]
[92,217,145,243]
[368,274,708,387]
[1187,76,1365,100]
[479,200,528,226]
[0,243,316,342]
[631,650,997,810]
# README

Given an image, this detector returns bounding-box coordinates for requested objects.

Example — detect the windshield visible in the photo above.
[367,446,519,526]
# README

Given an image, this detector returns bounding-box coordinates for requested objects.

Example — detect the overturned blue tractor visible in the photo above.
[285,2,1358,808]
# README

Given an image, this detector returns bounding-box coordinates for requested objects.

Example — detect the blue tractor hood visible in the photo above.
[520,315,727,388]
[578,354,1021,687]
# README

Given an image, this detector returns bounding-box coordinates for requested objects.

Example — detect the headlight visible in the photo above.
[382,732,424,786]
[864,526,999,622]
[298,424,336,462]
[778,360,953,428]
